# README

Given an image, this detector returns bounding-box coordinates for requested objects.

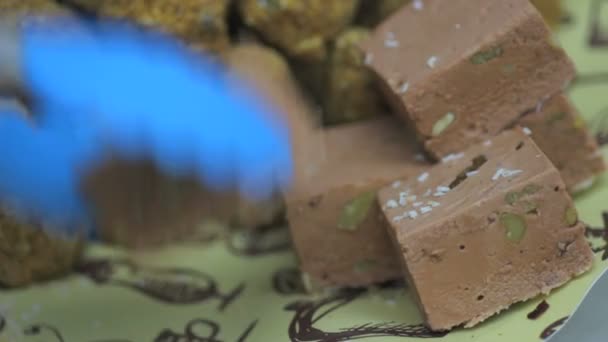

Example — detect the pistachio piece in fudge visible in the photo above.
[377,129,593,331]
[518,93,605,193]
[360,0,575,159]
[285,117,429,290]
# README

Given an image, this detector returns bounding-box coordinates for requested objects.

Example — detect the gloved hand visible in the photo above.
[0,17,293,234]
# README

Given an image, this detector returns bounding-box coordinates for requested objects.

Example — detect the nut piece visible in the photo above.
[565,206,578,227]
[500,212,527,242]
[470,46,504,65]
[431,112,455,137]
[338,191,376,231]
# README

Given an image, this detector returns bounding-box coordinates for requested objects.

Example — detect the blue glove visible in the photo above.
[0,18,293,234]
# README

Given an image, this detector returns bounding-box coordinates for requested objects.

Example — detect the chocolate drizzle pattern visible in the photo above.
[284,289,447,341]
[540,316,569,340]
[154,318,258,342]
[585,212,608,260]
[75,259,244,310]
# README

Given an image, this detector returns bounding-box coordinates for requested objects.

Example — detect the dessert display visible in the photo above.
[0,1,604,336]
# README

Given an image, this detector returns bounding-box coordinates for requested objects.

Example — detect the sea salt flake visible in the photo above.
[429,201,440,207]
[408,210,419,219]
[433,192,446,197]
[418,172,429,182]
[420,206,432,214]
[399,197,407,206]
[492,168,523,181]
[466,170,479,177]
[523,127,532,135]
[427,56,439,68]
[413,202,423,207]
[413,0,424,10]
[436,186,450,193]
[385,200,398,208]
[483,140,492,147]
[442,152,464,163]
[398,82,410,94]
[385,32,399,48]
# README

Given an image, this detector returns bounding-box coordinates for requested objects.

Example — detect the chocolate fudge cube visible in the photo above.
[378,129,593,330]
[518,93,605,193]
[361,0,575,159]
[286,117,429,289]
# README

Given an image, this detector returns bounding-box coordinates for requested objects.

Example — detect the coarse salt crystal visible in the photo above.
[398,82,410,94]
[492,168,523,181]
[433,192,446,197]
[408,210,419,219]
[483,140,492,147]
[466,170,479,177]
[427,56,439,68]
[385,32,399,48]
[418,172,429,182]
[437,186,450,193]
[420,206,432,214]
[364,53,374,65]
[413,0,424,10]
[429,200,440,207]
[413,202,423,207]
[442,152,464,163]
[523,127,532,135]
[392,180,401,188]
[386,200,398,208]
[399,197,407,206]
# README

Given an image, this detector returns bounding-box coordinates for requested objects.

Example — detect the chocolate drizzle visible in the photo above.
[76,259,244,310]
[585,212,608,260]
[540,316,569,339]
[154,319,258,342]
[285,289,447,341]
[527,300,550,320]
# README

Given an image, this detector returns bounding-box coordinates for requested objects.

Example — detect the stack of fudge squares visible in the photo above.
[284,0,605,332]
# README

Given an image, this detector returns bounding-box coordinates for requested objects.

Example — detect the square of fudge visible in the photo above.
[518,93,605,193]
[360,0,575,159]
[377,129,593,330]
[285,116,430,289]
